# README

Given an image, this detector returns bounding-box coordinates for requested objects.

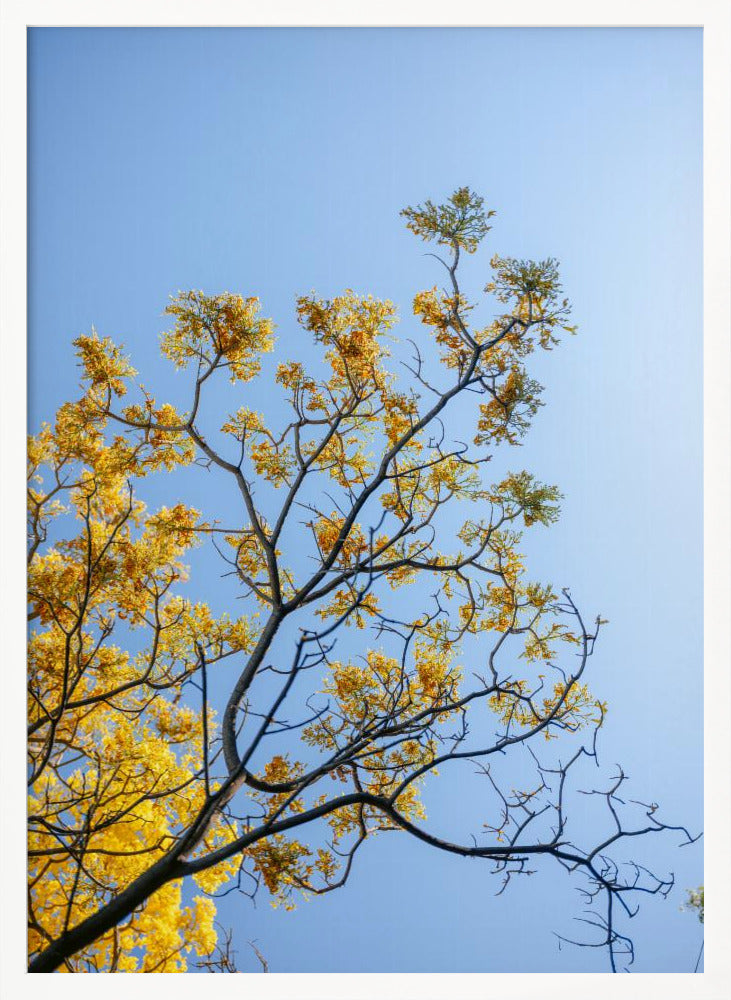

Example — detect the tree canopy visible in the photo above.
[27,188,695,974]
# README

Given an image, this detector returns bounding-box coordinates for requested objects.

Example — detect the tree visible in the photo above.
[685,886,704,923]
[27,188,695,973]
[682,886,704,973]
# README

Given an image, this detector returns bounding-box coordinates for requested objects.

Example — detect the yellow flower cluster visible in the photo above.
[489,680,605,738]
[162,290,275,383]
[296,290,396,394]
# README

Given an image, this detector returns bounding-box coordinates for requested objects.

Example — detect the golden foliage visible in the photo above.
[28,190,603,974]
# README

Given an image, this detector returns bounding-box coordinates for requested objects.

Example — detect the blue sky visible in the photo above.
[28,27,703,973]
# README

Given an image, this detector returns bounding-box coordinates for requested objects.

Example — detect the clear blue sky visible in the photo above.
[28,27,703,973]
